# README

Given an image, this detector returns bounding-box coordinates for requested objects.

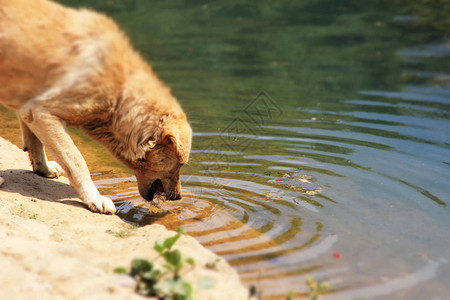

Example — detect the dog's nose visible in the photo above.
[167,191,181,200]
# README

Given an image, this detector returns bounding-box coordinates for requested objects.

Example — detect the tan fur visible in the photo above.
[0,0,192,214]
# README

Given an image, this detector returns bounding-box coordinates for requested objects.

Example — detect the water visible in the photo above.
[1,1,449,299]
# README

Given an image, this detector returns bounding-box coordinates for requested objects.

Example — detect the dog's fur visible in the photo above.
[0,0,192,214]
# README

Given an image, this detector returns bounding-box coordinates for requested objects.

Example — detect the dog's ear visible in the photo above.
[162,128,191,164]
[161,118,192,164]
[162,131,183,162]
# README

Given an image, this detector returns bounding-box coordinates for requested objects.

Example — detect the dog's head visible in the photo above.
[104,79,192,202]
[132,117,192,201]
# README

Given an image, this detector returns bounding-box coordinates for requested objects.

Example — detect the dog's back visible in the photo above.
[0,0,128,111]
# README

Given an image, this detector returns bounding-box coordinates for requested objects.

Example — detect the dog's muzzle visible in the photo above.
[146,179,164,201]
[166,190,181,200]
[145,179,181,201]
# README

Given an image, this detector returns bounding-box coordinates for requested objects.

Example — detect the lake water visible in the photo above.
[1,1,449,299]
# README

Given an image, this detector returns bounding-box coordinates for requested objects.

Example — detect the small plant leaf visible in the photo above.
[141,271,159,282]
[154,240,166,253]
[116,231,130,238]
[180,281,194,299]
[186,258,196,266]
[152,269,163,279]
[286,289,296,300]
[164,250,182,267]
[156,278,194,299]
[155,278,177,296]
[163,233,182,250]
[131,259,154,275]
[305,274,331,300]
[113,267,129,274]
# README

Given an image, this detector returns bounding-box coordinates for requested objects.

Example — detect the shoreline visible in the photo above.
[0,137,248,299]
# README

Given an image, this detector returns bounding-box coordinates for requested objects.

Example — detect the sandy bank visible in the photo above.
[0,137,248,300]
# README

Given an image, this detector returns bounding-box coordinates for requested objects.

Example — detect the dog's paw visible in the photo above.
[87,195,116,215]
[35,161,65,178]
[46,161,65,178]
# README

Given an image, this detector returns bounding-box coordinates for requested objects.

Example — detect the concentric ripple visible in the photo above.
[94,40,450,297]
[96,171,333,296]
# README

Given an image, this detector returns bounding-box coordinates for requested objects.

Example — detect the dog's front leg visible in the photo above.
[19,105,116,214]
[20,120,65,178]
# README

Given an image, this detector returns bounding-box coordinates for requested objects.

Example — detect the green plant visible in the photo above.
[115,228,197,300]
[128,225,139,230]
[115,231,131,238]
[129,258,163,297]
[153,228,196,299]
[305,275,331,300]
[29,213,39,220]
[285,289,296,300]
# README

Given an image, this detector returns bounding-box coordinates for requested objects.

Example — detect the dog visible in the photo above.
[0,0,192,214]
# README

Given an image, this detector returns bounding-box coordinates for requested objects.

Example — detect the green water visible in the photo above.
[3,1,450,298]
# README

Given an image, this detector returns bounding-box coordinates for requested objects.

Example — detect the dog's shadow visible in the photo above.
[0,169,86,209]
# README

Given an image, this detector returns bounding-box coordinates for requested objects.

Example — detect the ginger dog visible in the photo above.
[0,0,192,214]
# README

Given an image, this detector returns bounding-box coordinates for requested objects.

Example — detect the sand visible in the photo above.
[0,137,248,300]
